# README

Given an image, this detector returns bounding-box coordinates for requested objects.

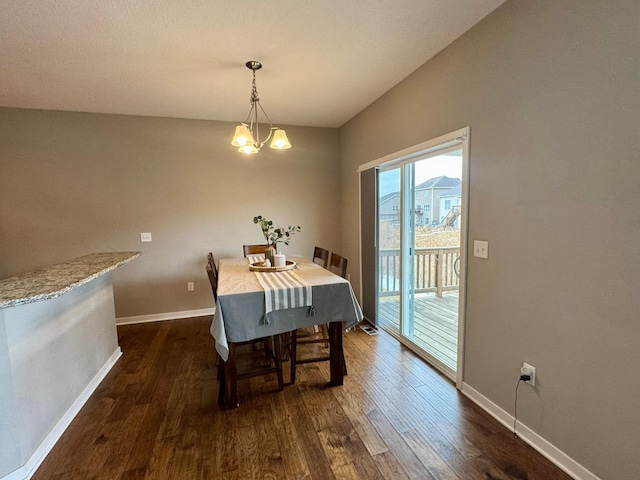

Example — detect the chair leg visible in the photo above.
[264,336,274,361]
[320,323,329,339]
[290,329,298,384]
[281,331,291,361]
[273,335,284,391]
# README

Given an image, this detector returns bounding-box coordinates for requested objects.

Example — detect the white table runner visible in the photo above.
[254,270,313,323]
[247,254,265,264]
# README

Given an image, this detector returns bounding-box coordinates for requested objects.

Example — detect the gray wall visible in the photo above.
[0,108,341,318]
[0,311,23,478]
[0,275,118,478]
[339,1,639,479]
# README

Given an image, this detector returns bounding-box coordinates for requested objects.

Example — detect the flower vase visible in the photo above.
[265,244,277,265]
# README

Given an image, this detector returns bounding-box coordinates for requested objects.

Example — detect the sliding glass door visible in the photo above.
[375,132,467,381]
[377,167,402,330]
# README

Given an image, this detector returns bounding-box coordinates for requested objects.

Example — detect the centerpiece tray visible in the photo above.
[249,260,296,272]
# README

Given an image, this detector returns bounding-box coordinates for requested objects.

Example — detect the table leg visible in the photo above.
[217,362,226,406]
[289,329,298,385]
[222,343,239,409]
[328,321,345,386]
[273,334,284,390]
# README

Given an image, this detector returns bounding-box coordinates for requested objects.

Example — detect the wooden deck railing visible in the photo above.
[379,246,460,297]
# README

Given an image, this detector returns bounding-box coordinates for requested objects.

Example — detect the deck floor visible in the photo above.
[378,293,459,369]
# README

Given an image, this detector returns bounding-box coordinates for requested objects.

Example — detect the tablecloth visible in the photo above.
[210,256,363,361]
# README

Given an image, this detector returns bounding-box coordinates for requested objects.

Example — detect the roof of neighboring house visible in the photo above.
[439,184,461,197]
[379,192,399,204]
[415,176,461,190]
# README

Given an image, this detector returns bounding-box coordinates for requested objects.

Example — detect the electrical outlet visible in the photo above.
[187,282,194,292]
[521,362,536,387]
[473,240,489,259]
[140,232,152,243]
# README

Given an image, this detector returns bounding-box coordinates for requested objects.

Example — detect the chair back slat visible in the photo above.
[207,251,218,277]
[243,244,269,257]
[329,252,348,279]
[312,246,330,269]
[206,262,218,301]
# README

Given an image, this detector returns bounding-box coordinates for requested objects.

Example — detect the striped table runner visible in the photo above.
[254,270,313,323]
[247,254,265,264]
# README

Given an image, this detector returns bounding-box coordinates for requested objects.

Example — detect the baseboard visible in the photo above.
[461,383,601,480]
[1,348,123,480]
[116,307,215,325]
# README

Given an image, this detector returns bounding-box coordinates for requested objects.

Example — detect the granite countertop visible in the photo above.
[0,252,141,309]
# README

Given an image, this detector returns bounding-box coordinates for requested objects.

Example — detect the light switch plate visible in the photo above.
[140,232,152,243]
[474,240,489,259]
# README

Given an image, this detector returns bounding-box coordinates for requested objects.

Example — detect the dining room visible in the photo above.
[1,1,638,479]
[0,106,605,480]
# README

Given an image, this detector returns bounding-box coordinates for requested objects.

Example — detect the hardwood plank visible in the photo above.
[331,380,389,456]
[372,450,411,480]
[283,379,336,480]
[250,378,289,477]
[367,408,436,480]
[30,318,571,480]
[95,404,150,479]
[303,360,385,480]
[317,427,362,479]
[299,365,348,432]
[236,424,262,478]
[412,420,513,480]
[271,392,312,479]
[401,429,462,480]
[333,417,385,480]
[214,410,239,478]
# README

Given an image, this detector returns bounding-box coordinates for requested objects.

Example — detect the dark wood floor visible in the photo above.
[33,317,571,480]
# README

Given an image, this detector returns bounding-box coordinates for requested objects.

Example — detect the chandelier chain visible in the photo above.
[231,60,291,153]
[250,69,259,104]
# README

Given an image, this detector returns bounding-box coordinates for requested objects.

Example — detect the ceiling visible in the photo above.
[0,0,506,128]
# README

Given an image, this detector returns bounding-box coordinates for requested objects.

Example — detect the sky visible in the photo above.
[379,151,462,196]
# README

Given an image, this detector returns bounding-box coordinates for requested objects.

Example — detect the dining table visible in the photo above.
[210,255,363,409]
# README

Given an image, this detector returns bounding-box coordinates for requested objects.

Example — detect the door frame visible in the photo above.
[358,127,470,389]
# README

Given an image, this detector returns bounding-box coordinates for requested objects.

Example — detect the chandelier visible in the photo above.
[231,61,291,154]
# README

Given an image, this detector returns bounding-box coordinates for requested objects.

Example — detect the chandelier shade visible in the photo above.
[231,124,254,147]
[270,128,291,149]
[231,61,291,154]
[238,143,259,154]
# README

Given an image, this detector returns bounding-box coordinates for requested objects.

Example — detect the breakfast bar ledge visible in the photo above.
[0,252,140,480]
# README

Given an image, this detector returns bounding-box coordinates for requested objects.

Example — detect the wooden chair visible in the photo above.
[289,252,350,383]
[289,327,331,384]
[329,252,348,279]
[312,246,330,268]
[206,262,218,301]
[206,262,225,393]
[206,261,284,407]
[243,244,269,257]
[207,251,218,277]
[308,246,330,337]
